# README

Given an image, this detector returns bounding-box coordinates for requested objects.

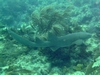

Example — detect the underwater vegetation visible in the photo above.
[31,5,73,34]
[1,65,33,75]
[40,44,92,67]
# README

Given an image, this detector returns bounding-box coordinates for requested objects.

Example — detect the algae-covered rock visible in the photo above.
[31,5,72,34]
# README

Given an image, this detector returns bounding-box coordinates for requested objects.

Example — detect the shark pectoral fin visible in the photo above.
[50,46,60,51]
[73,39,83,45]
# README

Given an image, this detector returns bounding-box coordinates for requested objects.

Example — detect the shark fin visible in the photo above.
[35,37,43,44]
[50,46,60,51]
[73,39,83,45]
[48,32,57,41]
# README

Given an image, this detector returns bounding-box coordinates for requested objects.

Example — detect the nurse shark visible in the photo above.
[8,30,91,51]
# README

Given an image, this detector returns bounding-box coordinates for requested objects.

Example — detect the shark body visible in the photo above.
[8,30,91,51]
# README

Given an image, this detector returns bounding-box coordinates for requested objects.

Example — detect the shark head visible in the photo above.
[78,32,91,40]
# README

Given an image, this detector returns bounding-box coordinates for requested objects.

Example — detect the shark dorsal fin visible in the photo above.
[35,37,43,44]
[48,32,57,41]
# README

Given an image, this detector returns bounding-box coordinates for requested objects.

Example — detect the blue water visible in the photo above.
[0,0,100,27]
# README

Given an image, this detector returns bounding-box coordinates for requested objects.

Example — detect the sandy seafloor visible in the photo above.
[0,0,100,75]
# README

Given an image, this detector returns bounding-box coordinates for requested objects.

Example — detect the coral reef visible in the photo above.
[31,5,73,35]
[0,0,100,75]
